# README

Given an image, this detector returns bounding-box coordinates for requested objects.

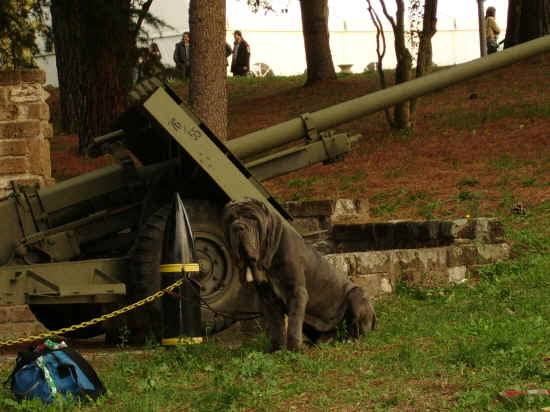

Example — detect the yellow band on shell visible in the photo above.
[160,263,200,273]
[161,336,203,346]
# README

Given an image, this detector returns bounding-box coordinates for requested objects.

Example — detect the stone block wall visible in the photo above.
[0,69,54,197]
[284,198,370,234]
[285,200,510,298]
[324,218,510,298]
[0,69,53,343]
[0,305,48,343]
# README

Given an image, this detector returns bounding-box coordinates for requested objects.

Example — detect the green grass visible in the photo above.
[384,166,406,179]
[339,173,364,191]
[436,101,550,130]
[2,205,550,411]
[457,177,480,188]
[369,189,441,219]
[520,178,537,188]
[284,176,318,201]
[227,74,306,102]
[456,190,486,202]
[489,155,530,171]
[417,199,441,220]
[5,65,550,410]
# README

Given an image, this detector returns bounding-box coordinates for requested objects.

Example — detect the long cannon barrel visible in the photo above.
[226,35,550,160]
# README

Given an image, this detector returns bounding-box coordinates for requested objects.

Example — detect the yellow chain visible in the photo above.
[0,278,186,348]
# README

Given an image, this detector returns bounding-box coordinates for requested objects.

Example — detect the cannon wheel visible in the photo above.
[125,199,257,343]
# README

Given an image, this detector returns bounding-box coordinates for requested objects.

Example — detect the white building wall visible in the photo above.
[35,53,57,86]
[35,0,509,86]
[36,28,486,87]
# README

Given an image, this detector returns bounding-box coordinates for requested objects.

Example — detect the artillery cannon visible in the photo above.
[1,35,549,341]
[0,79,360,339]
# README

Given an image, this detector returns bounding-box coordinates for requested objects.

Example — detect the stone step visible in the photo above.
[324,242,510,298]
[284,199,370,233]
[331,217,505,252]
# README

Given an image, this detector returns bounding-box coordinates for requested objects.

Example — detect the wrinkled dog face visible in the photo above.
[227,216,260,262]
[223,200,279,285]
[226,216,261,283]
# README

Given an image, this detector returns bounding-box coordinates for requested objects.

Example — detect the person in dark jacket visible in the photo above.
[137,42,163,81]
[173,32,190,78]
[225,42,232,67]
[230,30,250,76]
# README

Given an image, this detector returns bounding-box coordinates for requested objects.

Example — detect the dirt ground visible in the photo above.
[48,55,550,221]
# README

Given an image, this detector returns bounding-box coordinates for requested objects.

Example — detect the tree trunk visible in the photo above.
[410,0,438,115]
[415,0,438,78]
[299,0,337,86]
[392,0,412,129]
[189,0,228,140]
[50,0,81,134]
[50,0,132,153]
[505,0,550,48]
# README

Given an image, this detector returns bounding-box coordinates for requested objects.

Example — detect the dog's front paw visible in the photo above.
[287,338,302,352]
[268,343,283,353]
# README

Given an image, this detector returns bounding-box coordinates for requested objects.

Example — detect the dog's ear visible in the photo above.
[257,202,283,271]
[346,287,376,337]
[221,201,238,256]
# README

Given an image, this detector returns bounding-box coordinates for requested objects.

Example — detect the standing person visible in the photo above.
[485,7,501,54]
[142,42,163,78]
[150,42,161,59]
[231,30,250,76]
[173,32,191,78]
[135,47,147,82]
[225,42,232,67]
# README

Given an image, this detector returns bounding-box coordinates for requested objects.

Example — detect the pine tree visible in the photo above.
[0,0,46,69]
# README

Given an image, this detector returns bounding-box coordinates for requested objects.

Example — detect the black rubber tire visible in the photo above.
[126,199,255,343]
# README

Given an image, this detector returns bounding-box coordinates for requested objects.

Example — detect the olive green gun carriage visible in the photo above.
[0,79,360,338]
[1,35,549,339]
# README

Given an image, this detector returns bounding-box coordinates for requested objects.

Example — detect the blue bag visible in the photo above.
[6,347,106,404]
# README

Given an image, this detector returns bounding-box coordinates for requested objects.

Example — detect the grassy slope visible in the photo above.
[2,57,550,411]
[50,57,550,221]
[1,210,549,411]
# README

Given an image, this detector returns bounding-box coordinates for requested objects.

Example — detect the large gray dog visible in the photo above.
[222,198,376,351]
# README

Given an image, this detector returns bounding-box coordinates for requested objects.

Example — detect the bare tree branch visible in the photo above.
[366,0,393,127]
[365,0,438,130]
[378,0,397,31]
[133,0,153,39]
